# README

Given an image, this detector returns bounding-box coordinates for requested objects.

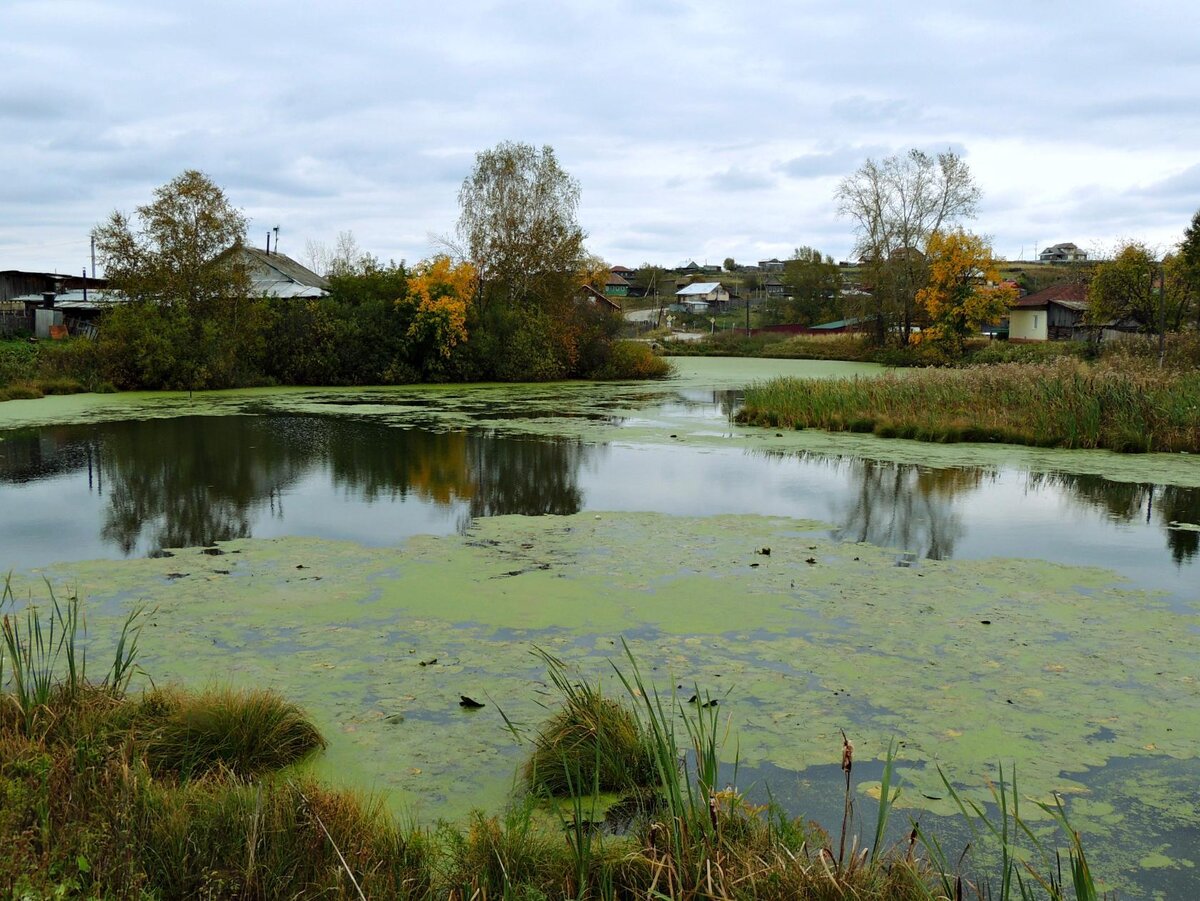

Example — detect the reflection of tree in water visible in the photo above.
[3,415,593,556]
[465,433,586,519]
[834,459,973,559]
[96,417,318,553]
[322,424,589,526]
[1028,473,1200,565]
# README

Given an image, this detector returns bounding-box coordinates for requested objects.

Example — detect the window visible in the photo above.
[1034,314,1039,330]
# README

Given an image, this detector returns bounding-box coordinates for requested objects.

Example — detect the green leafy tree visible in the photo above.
[457,141,585,314]
[723,257,736,272]
[93,170,249,313]
[836,149,980,344]
[92,170,258,389]
[1176,209,1200,328]
[633,263,666,298]
[780,247,843,326]
[1086,242,1179,333]
[456,142,609,380]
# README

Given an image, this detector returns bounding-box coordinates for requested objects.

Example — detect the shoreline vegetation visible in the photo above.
[702,332,1200,455]
[1,584,1106,899]
[737,355,1200,454]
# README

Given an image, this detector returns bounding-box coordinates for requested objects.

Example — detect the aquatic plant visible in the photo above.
[521,647,658,796]
[737,358,1200,453]
[1,574,143,734]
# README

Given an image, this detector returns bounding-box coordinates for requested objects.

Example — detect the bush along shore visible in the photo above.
[1,584,1108,899]
[737,358,1200,454]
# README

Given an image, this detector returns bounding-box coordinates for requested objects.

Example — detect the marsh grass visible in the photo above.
[738,358,1200,453]
[136,687,326,779]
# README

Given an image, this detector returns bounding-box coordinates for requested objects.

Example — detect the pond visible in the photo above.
[2,357,1199,897]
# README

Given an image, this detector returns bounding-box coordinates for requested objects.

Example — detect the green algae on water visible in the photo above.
[12,510,1197,831]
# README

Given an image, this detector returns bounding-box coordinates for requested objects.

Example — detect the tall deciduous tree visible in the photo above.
[93,169,249,312]
[916,230,1016,358]
[456,141,585,312]
[92,170,256,389]
[1086,242,1165,332]
[836,149,980,344]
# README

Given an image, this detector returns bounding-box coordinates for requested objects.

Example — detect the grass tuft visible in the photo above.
[137,687,326,779]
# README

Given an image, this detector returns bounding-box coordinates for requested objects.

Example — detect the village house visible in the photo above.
[1039,242,1088,263]
[604,271,631,297]
[233,246,329,298]
[674,281,730,313]
[1008,282,1089,341]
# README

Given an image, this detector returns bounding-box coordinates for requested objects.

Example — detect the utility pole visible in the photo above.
[90,235,96,278]
[1158,264,1167,368]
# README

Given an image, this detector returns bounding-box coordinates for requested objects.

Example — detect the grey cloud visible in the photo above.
[709,168,774,192]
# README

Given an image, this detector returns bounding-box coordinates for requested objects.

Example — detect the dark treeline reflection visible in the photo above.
[1028,472,1200,565]
[319,426,588,520]
[833,459,972,560]
[0,416,591,555]
[755,448,1200,565]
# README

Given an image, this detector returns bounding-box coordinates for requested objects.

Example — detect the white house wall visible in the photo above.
[1009,309,1047,341]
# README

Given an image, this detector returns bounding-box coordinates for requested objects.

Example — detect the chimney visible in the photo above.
[42,292,57,309]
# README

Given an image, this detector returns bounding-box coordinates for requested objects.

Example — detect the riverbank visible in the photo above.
[738,358,1200,453]
[0,335,669,403]
[1,588,1101,899]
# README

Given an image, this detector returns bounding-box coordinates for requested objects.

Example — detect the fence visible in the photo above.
[0,310,34,337]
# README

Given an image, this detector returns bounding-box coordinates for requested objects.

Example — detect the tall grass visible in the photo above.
[521,647,658,796]
[1,575,144,734]
[738,358,1200,453]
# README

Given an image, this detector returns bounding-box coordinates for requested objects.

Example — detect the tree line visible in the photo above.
[85,144,663,391]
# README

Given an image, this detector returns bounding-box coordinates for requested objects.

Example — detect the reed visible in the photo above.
[738,358,1200,453]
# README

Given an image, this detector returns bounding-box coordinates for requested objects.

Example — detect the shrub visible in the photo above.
[591,341,672,380]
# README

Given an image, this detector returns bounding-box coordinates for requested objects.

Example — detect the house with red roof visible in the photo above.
[1008,282,1088,341]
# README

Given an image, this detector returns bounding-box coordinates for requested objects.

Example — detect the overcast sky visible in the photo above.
[3,0,1198,275]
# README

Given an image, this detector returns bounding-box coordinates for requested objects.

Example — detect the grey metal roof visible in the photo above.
[675,282,723,296]
[10,289,126,311]
[237,247,329,298]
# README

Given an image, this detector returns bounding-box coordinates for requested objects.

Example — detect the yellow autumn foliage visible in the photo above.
[916,230,1017,356]
[402,255,476,358]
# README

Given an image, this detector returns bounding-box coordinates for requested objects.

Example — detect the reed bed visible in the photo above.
[738,359,1200,453]
[2,589,1111,899]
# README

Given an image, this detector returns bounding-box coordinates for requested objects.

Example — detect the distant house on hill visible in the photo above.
[758,258,785,272]
[1039,242,1088,263]
[1008,282,1088,341]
